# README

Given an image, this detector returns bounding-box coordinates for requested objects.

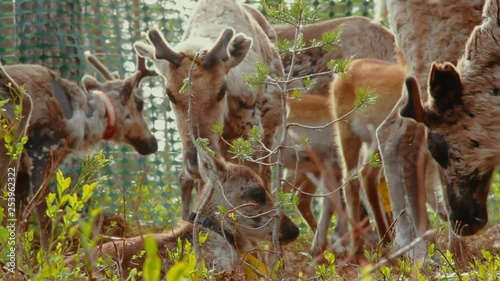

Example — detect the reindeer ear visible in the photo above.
[225,33,252,69]
[81,74,102,91]
[400,76,425,123]
[428,62,463,113]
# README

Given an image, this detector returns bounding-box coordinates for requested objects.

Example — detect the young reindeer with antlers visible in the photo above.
[401,0,500,237]
[67,156,299,279]
[133,0,284,219]
[6,53,158,249]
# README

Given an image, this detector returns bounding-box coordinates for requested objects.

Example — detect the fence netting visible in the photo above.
[0,0,374,227]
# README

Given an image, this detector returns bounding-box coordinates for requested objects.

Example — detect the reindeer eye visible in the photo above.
[248,187,266,204]
[125,114,130,119]
[490,88,500,96]
[427,132,450,168]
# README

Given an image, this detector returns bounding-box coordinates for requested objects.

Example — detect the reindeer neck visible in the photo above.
[69,90,117,151]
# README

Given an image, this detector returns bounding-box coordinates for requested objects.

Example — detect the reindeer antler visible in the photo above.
[136,55,158,80]
[125,54,158,88]
[85,53,121,81]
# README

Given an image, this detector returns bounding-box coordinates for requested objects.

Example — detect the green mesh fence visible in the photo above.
[0,0,375,228]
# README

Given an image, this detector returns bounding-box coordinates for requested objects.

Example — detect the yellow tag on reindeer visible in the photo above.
[378,177,392,212]
[242,252,268,280]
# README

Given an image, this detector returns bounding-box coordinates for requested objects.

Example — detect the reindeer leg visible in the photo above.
[28,154,53,250]
[296,174,317,232]
[401,123,429,261]
[336,124,364,260]
[179,170,196,220]
[24,135,62,249]
[359,163,391,246]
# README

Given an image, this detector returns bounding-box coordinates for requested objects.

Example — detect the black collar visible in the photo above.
[186,212,236,247]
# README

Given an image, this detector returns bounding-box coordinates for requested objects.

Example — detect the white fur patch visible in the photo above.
[66,109,86,144]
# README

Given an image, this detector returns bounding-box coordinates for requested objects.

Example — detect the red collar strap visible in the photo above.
[94,90,117,140]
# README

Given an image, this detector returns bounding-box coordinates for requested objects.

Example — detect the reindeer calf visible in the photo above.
[67,157,299,278]
[5,54,157,249]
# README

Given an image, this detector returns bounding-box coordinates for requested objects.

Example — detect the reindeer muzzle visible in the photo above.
[130,136,158,155]
[278,214,299,244]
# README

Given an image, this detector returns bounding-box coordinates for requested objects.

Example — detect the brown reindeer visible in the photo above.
[374,0,484,261]
[67,157,299,278]
[400,0,500,237]
[6,53,158,249]
[133,0,284,219]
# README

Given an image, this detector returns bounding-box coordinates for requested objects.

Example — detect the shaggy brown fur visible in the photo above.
[374,0,484,261]
[7,54,157,249]
[133,0,284,219]
[329,58,406,260]
[67,158,299,278]
[274,16,397,97]
[401,0,500,237]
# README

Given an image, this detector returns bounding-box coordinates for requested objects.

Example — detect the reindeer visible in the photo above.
[5,53,158,249]
[133,0,284,219]
[400,0,500,238]
[374,0,484,261]
[67,157,299,279]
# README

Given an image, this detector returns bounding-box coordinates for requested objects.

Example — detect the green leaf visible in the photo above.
[354,87,377,109]
[248,126,261,143]
[0,98,10,108]
[228,137,254,161]
[143,235,161,281]
[369,153,381,168]
[242,62,269,90]
[166,260,193,281]
[195,137,215,157]
[289,88,303,100]
[56,170,71,196]
[324,251,335,265]
[179,78,189,94]
[217,205,228,216]
[211,122,224,135]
